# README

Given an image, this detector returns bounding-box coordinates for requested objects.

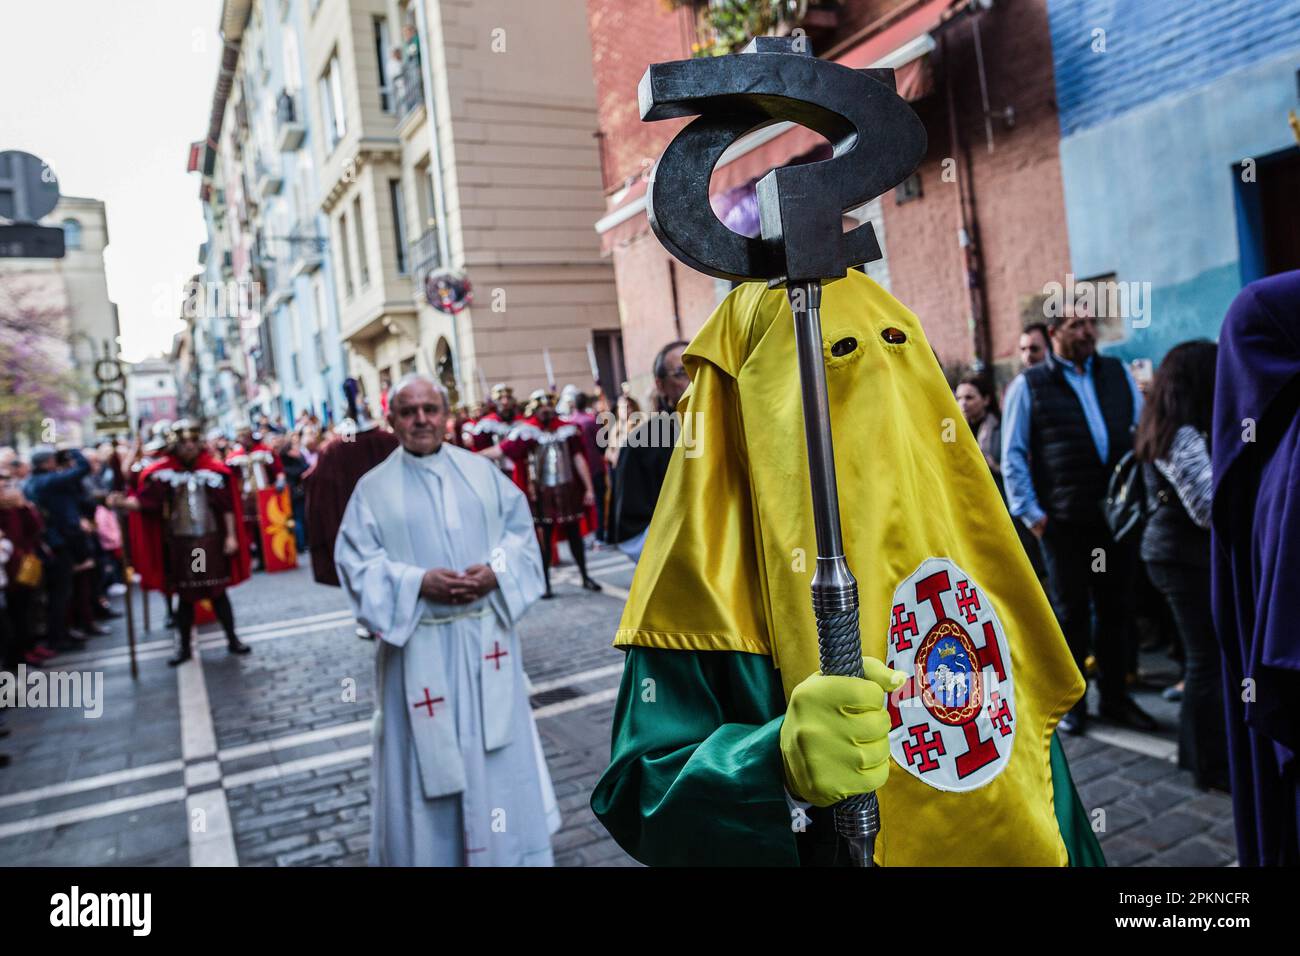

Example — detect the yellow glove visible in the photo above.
[780,657,906,807]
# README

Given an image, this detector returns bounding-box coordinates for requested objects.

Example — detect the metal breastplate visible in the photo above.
[153,469,225,536]
[229,452,270,490]
[532,433,574,489]
[248,451,272,489]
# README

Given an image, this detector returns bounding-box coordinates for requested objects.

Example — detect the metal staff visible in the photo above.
[638,36,926,866]
[586,341,603,395]
[788,278,875,866]
[542,348,556,393]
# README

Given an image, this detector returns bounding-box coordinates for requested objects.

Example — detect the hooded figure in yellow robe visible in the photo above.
[591,270,1103,866]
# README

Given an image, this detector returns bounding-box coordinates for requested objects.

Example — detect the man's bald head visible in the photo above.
[386,374,450,456]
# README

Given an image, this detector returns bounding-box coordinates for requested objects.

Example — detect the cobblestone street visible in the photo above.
[0,544,1233,867]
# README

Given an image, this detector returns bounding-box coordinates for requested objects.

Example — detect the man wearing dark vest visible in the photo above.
[1002,305,1156,735]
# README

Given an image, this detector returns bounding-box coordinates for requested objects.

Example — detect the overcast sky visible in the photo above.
[2,0,223,361]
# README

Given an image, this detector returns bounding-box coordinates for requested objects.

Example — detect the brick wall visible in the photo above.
[587,0,696,193]
[881,0,1071,375]
[586,0,1074,386]
[586,0,717,396]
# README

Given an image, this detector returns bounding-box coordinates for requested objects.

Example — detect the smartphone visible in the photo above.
[1131,358,1153,388]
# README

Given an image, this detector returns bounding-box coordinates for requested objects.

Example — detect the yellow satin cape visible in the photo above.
[614,270,1085,866]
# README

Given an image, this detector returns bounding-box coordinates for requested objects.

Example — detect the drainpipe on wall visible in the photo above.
[941,26,992,371]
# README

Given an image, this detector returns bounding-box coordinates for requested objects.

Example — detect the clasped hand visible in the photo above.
[420,564,497,604]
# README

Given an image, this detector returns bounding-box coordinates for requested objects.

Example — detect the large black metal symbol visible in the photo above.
[640,37,928,868]
[640,35,926,285]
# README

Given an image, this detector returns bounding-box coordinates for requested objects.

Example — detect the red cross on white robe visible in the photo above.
[484,641,509,671]
[412,687,446,718]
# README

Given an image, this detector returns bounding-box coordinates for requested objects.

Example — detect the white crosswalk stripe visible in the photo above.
[0,650,624,844]
[0,787,189,841]
[52,608,356,668]
[0,760,185,810]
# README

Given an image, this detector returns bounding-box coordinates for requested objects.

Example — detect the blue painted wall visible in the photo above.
[1047,0,1300,363]
[1049,0,1300,138]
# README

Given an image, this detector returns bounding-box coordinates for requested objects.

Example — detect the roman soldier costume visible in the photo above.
[498,390,601,598]
[206,427,231,462]
[463,386,512,439]
[460,399,497,451]
[129,420,252,665]
[126,436,164,492]
[226,429,284,571]
[467,383,530,491]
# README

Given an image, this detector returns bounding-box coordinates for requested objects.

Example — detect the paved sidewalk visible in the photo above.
[0,543,1233,866]
[0,547,638,867]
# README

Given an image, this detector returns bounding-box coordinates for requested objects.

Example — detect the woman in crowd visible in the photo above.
[281,430,311,554]
[1134,339,1228,792]
[603,390,640,478]
[955,372,1003,495]
[0,467,49,666]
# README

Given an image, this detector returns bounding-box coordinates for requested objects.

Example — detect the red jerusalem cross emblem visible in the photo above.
[884,557,1016,792]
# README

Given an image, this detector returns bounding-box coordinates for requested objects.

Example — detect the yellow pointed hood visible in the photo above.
[616,269,1084,865]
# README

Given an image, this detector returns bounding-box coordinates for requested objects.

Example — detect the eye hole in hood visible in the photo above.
[830,336,858,357]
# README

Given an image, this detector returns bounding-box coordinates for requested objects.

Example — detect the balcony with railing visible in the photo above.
[260,260,294,312]
[255,158,283,198]
[276,90,305,151]
[397,56,424,120]
[408,226,441,301]
[288,217,325,276]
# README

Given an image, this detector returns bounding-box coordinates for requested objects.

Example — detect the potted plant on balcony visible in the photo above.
[665,0,840,57]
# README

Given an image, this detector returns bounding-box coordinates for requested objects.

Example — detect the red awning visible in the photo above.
[835,0,963,71]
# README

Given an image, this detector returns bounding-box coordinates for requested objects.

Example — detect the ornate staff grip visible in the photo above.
[813,587,880,867]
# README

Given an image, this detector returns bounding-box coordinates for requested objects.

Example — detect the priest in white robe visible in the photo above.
[335,374,559,866]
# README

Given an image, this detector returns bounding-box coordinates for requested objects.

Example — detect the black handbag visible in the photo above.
[1104,450,1146,543]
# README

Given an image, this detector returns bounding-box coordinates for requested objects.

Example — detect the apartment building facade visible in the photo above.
[190,0,347,429]
[407,0,620,404]
[307,0,416,412]
[249,0,350,425]
[305,0,619,409]
[192,0,619,425]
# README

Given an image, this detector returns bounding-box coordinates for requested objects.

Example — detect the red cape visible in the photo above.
[496,415,542,494]
[130,451,253,594]
[304,428,400,586]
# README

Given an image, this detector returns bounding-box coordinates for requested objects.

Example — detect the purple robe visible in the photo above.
[1211,269,1300,866]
